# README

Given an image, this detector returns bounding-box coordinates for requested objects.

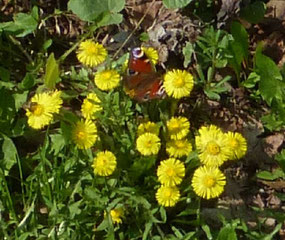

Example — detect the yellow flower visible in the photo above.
[191,166,226,199]
[166,139,192,158]
[92,151,117,176]
[167,116,190,140]
[137,121,160,136]
[72,119,97,149]
[157,158,185,186]
[195,125,230,167]
[142,47,159,65]
[163,69,194,99]
[26,90,63,129]
[136,133,161,156]
[77,40,107,67]
[94,69,121,91]
[225,132,247,160]
[110,208,124,224]
[81,93,102,119]
[156,185,180,207]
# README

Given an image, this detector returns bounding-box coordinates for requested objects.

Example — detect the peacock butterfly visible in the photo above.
[124,47,165,102]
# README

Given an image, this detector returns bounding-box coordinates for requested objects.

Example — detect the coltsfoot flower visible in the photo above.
[156,185,180,207]
[136,133,161,156]
[225,132,247,160]
[92,151,117,176]
[157,158,185,186]
[94,69,121,91]
[26,90,63,129]
[137,121,160,136]
[77,40,107,67]
[163,69,194,99]
[167,116,190,140]
[166,139,192,158]
[81,93,102,119]
[72,119,97,149]
[191,166,226,199]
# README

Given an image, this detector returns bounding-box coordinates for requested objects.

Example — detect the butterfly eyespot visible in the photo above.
[132,47,144,59]
[128,69,137,75]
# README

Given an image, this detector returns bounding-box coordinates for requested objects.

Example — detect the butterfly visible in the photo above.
[123,47,165,102]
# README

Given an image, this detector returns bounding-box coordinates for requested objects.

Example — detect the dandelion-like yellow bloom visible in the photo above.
[225,132,247,160]
[77,40,107,67]
[157,158,185,186]
[192,166,226,199]
[166,139,193,158]
[110,208,124,224]
[81,93,102,119]
[136,133,161,156]
[156,185,180,207]
[195,125,230,167]
[92,151,117,176]
[163,69,194,99]
[142,47,159,65]
[26,90,63,129]
[167,117,190,140]
[72,119,97,149]
[137,121,160,136]
[94,69,121,91]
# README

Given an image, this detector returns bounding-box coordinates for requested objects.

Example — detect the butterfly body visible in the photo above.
[124,47,164,102]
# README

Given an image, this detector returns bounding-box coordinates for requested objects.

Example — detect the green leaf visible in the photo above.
[68,0,125,23]
[231,21,249,60]
[256,169,285,180]
[44,53,59,89]
[13,91,28,111]
[19,73,35,90]
[0,67,10,82]
[255,49,283,105]
[0,7,38,37]
[183,42,194,68]
[163,0,192,9]
[240,1,266,24]
[1,134,18,171]
[217,225,237,240]
[97,12,123,27]
[243,72,260,88]
[204,89,220,100]
[275,149,285,172]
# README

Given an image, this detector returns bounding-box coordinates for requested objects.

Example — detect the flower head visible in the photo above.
[94,69,121,91]
[72,119,97,149]
[156,185,180,207]
[26,90,62,129]
[163,69,194,99]
[167,117,190,140]
[142,47,159,65]
[225,132,247,160]
[195,125,230,167]
[136,133,161,156]
[81,93,102,119]
[92,151,117,176]
[110,208,124,224]
[191,166,226,199]
[157,158,185,186]
[137,121,160,136]
[77,40,107,67]
[166,139,192,158]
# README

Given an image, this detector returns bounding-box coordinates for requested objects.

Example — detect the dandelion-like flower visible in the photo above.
[110,208,124,224]
[26,90,63,129]
[195,125,230,167]
[94,69,121,91]
[163,69,194,99]
[142,47,159,65]
[225,132,247,160]
[137,121,160,136]
[166,139,192,158]
[167,116,190,140]
[156,185,180,207]
[92,151,117,176]
[191,166,226,199]
[81,93,102,119]
[72,119,97,149]
[136,133,161,156]
[157,158,185,186]
[77,40,107,67]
